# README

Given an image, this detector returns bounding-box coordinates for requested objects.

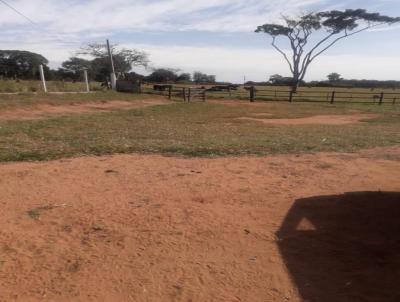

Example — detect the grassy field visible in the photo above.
[0,80,102,93]
[0,91,398,162]
[0,90,156,110]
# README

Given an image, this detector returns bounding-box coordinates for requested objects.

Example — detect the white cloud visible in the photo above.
[0,0,325,37]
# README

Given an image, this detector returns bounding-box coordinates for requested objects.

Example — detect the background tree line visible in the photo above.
[2,47,398,89]
[245,73,400,89]
[0,45,216,84]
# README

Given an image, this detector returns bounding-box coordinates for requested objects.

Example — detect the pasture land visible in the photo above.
[0,91,160,110]
[0,80,102,93]
[0,92,398,162]
[0,91,399,301]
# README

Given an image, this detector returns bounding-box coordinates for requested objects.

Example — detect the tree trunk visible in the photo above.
[291,79,299,94]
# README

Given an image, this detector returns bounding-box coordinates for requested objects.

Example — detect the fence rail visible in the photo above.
[142,85,206,102]
[141,84,399,105]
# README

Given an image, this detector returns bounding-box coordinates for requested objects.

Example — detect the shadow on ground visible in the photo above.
[277,192,400,302]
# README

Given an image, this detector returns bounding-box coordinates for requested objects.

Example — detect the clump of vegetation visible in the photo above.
[27,204,66,220]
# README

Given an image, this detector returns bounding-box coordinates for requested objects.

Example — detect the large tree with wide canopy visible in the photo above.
[256,9,400,92]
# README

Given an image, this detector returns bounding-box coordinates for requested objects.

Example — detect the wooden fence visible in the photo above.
[253,89,398,105]
[142,85,206,102]
[141,84,399,105]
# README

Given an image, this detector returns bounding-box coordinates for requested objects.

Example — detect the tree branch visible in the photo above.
[309,24,381,61]
[271,37,294,73]
[298,23,382,80]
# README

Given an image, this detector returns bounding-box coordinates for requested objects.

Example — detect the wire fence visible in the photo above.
[141,84,400,105]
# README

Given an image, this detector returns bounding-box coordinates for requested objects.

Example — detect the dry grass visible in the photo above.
[0,80,102,93]
[0,94,398,162]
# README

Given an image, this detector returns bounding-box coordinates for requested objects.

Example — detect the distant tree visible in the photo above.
[0,50,48,79]
[177,73,192,82]
[269,74,284,84]
[256,9,400,93]
[62,57,91,73]
[146,68,178,83]
[327,72,342,82]
[58,57,93,81]
[268,74,299,86]
[77,43,149,81]
[193,71,216,84]
[122,71,145,82]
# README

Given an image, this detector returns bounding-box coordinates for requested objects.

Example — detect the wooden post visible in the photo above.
[188,88,192,102]
[183,88,186,102]
[330,91,335,104]
[168,85,172,99]
[379,92,384,105]
[289,91,293,103]
[39,64,47,93]
[250,86,255,102]
[393,97,397,105]
[83,69,90,92]
[202,89,206,102]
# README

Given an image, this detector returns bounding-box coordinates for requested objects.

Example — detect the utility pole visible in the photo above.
[39,64,47,93]
[106,39,117,90]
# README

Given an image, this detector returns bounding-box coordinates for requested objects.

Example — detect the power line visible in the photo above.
[0,0,37,25]
[0,0,81,47]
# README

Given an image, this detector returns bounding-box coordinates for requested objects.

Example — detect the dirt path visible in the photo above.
[0,99,171,121]
[0,148,399,301]
[238,114,379,125]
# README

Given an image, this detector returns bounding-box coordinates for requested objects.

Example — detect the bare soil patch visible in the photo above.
[238,113,379,125]
[0,99,171,121]
[0,147,399,301]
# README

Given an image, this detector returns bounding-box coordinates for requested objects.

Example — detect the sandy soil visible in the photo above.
[0,148,399,302]
[0,99,171,121]
[238,114,379,125]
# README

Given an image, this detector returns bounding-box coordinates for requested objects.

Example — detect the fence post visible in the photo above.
[83,69,90,92]
[39,64,47,93]
[330,91,335,104]
[393,97,397,105]
[183,88,186,102]
[168,85,172,99]
[188,88,192,102]
[379,92,384,105]
[289,91,293,103]
[203,89,206,102]
[250,86,255,102]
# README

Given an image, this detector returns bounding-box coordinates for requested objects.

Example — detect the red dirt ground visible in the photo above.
[0,147,399,301]
[0,99,171,121]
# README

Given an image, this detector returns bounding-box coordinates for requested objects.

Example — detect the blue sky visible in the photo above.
[1,0,400,83]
